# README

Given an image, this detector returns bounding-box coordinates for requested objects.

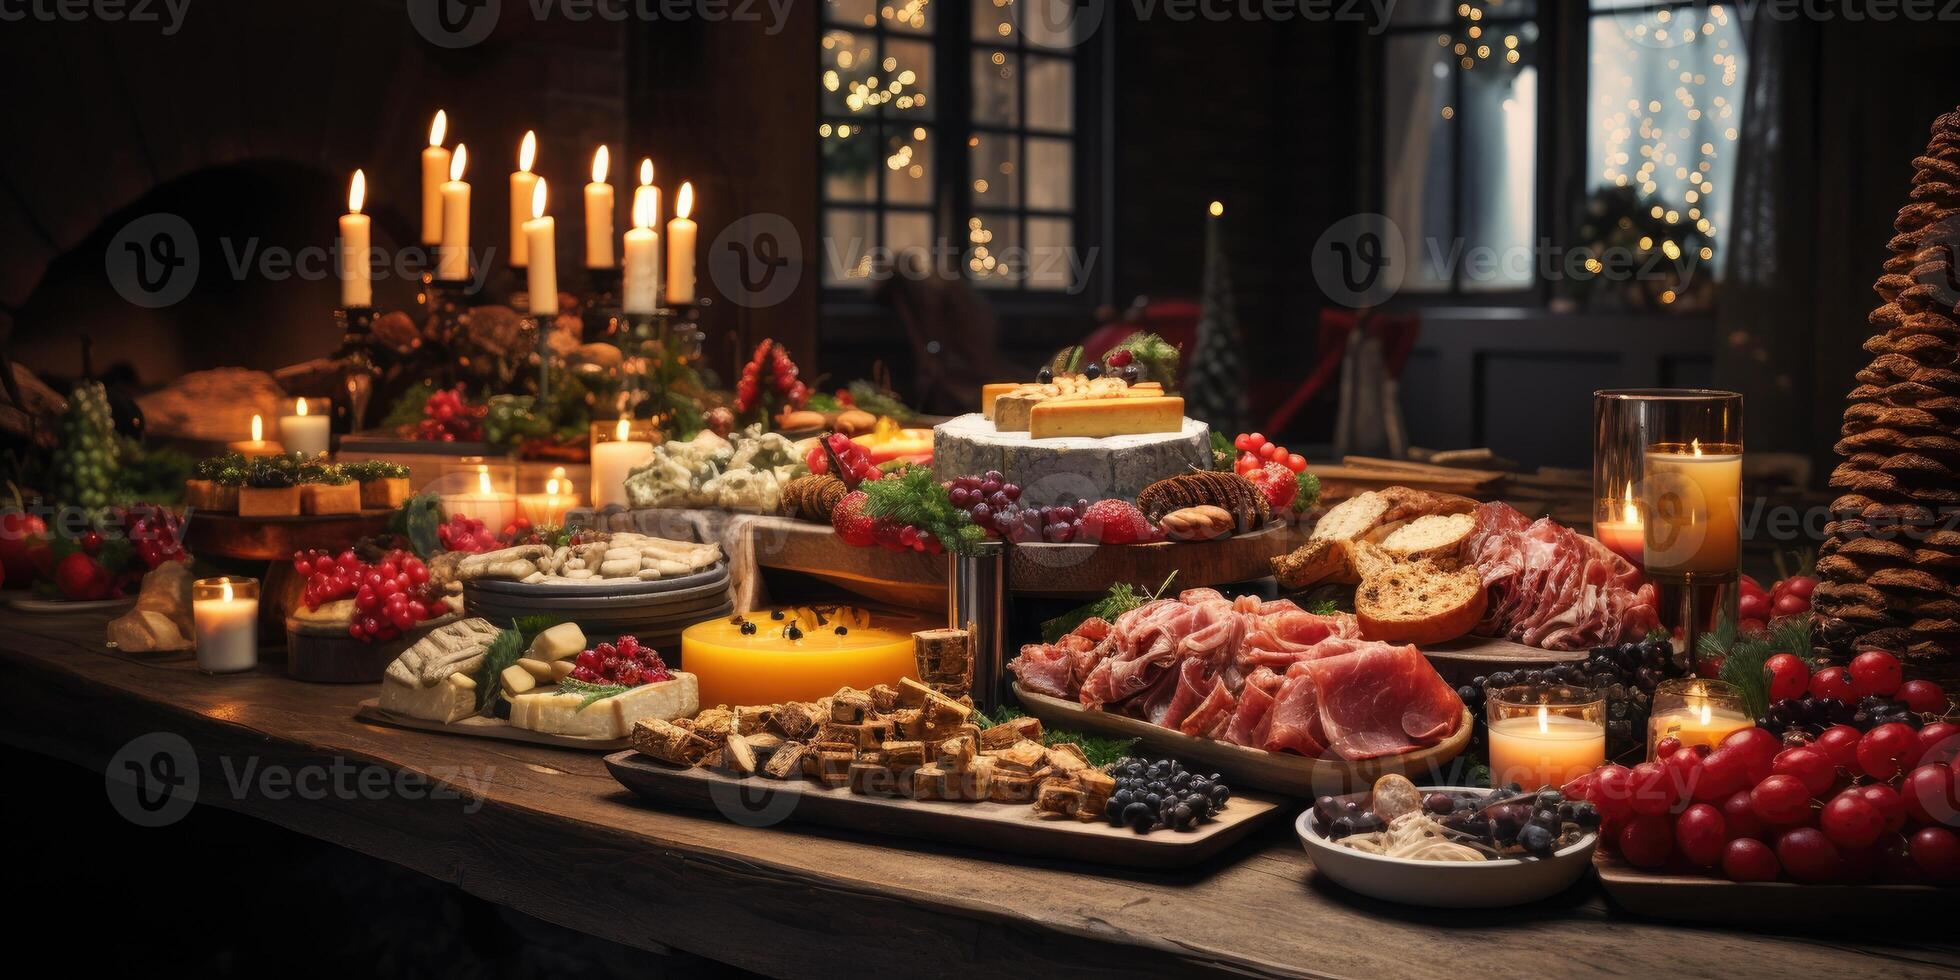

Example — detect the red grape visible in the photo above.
[1655,736,1683,759]
[1856,722,1921,781]
[1771,745,1837,796]
[1858,783,1909,834]
[1720,789,1767,841]
[1664,747,1716,802]
[1675,804,1727,867]
[1750,774,1813,825]
[1776,827,1842,883]
[1916,722,1960,768]
[1628,762,1677,816]
[1820,793,1885,849]
[1812,724,1863,772]
[1722,837,1780,882]
[1809,667,1856,701]
[1720,727,1780,783]
[1848,650,1904,699]
[1910,826,1960,882]
[1589,764,1634,821]
[1902,763,1958,828]
[1619,814,1676,868]
[1779,575,1817,600]
[1699,747,1749,800]
[1899,679,1949,715]
[1771,592,1810,618]
[1763,653,1810,703]
[1737,591,1770,622]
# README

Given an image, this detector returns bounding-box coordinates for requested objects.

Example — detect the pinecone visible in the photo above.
[780,474,848,522]
[1815,106,1960,684]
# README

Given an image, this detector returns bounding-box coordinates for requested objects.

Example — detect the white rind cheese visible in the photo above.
[508,672,700,740]
[527,623,587,661]
[932,413,1212,503]
[379,672,480,724]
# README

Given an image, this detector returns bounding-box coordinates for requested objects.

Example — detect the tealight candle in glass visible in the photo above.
[1487,685,1607,792]
[192,576,259,674]
[1647,678,1755,758]
[437,457,519,530]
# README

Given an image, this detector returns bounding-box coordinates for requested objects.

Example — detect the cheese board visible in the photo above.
[1006,522,1293,598]
[355,698,634,750]
[603,751,1288,868]
[1592,852,1952,927]
[1011,684,1475,797]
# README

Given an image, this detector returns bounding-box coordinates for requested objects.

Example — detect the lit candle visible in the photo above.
[585,145,615,268]
[227,414,284,458]
[421,110,450,246]
[524,178,558,315]
[1594,481,1644,566]
[441,465,519,530]
[437,143,472,282]
[622,158,661,313]
[1648,680,1755,756]
[278,398,331,457]
[193,576,259,674]
[1642,438,1742,574]
[1488,705,1607,792]
[509,130,538,267]
[338,169,372,308]
[590,417,653,510]
[666,181,696,305]
[518,471,576,527]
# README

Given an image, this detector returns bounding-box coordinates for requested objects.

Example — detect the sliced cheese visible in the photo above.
[379,672,480,724]
[527,622,587,661]
[980,382,1019,420]
[507,672,700,740]
[500,664,536,696]
[1028,396,1185,439]
[517,658,555,681]
[551,660,576,681]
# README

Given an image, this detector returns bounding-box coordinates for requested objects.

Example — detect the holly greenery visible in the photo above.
[859,466,984,555]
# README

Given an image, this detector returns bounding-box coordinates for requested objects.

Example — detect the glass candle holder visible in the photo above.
[1486,684,1607,793]
[518,465,579,527]
[192,576,260,674]
[1647,678,1756,759]
[589,418,657,511]
[1594,389,1743,659]
[437,457,519,529]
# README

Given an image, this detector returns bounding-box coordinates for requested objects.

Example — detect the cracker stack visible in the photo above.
[1816,106,1960,680]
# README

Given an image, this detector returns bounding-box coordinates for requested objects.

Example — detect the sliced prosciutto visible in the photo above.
[1301,642,1464,760]
[1462,502,1660,650]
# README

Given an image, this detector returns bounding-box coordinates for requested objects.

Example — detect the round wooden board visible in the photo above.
[1007,522,1292,597]
[1011,683,1473,797]
[185,509,396,561]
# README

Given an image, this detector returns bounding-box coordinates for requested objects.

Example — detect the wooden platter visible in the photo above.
[1012,683,1474,797]
[1007,522,1293,598]
[184,509,396,561]
[1421,635,1588,687]
[354,698,630,751]
[603,751,1287,868]
[462,565,733,642]
[1593,852,1953,927]
[8,594,137,615]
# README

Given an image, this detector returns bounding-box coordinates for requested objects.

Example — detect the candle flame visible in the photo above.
[546,477,561,495]
[1698,703,1711,725]
[616,417,631,441]
[428,109,447,147]
[296,398,309,417]
[478,465,492,495]
[633,185,656,229]
[518,130,536,172]
[220,578,234,603]
[1208,200,1225,216]
[591,145,609,184]
[639,158,653,186]
[531,177,548,220]
[1691,437,1703,456]
[449,143,468,182]
[675,181,694,220]
[1621,481,1638,524]
[250,414,263,442]
[348,169,366,214]
[1536,703,1549,734]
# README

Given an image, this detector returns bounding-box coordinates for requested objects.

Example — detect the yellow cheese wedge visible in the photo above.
[378,672,479,724]
[507,672,700,739]
[527,622,586,661]
[1028,396,1185,439]
[980,383,1019,420]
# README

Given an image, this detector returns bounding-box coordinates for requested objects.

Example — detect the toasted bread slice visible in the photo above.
[1355,561,1486,645]
[1377,486,1479,524]
[1310,492,1389,542]
[1378,512,1476,562]
[1272,538,1350,590]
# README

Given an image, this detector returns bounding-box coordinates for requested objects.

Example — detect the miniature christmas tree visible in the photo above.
[1185,206,1249,437]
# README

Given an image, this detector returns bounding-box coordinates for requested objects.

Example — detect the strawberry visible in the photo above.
[831,491,878,547]
[53,551,112,601]
[1247,461,1298,512]
[1079,500,1157,545]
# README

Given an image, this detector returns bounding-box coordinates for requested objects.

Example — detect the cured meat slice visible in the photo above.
[1159,658,1213,731]
[1178,678,1238,739]
[1303,642,1464,760]
[1007,643,1074,698]
[1223,668,1284,747]
[1465,502,1660,650]
[1262,667,1327,757]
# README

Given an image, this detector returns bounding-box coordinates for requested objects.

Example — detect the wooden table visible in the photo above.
[3,612,1955,980]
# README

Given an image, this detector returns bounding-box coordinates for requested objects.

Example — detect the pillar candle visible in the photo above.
[519,471,577,527]
[1488,708,1606,793]
[278,398,331,457]
[227,414,284,458]
[524,178,558,315]
[666,181,696,305]
[338,169,372,309]
[421,110,450,246]
[437,144,471,282]
[622,159,661,314]
[591,418,653,509]
[585,145,614,268]
[509,130,537,268]
[193,577,259,674]
[1642,439,1742,574]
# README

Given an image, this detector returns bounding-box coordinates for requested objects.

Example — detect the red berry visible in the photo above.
[1737,591,1770,623]
[1619,814,1675,868]
[1916,722,1960,767]
[1910,826,1960,882]
[1898,679,1947,715]
[1902,763,1958,827]
[1722,837,1780,882]
[1777,827,1842,883]
[1675,804,1727,867]
[1719,789,1767,841]
[1656,736,1683,759]
[1820,793,1885,849]
[1233,433,1252,451]
[1848,650,1904,698]
[1856,723,1921,781]
[1812,725,1863,772]
[1856,783,1909,834]
[1719,727,1780,783]
[1764,653,1810,703]
[1771,745,1836,797]
[1628,762,1676,816]
[1750,774,1813,825]
[1809,666,1856,701]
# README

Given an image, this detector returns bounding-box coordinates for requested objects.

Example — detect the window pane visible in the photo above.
[821,30,872,115]
[825,209,877,287]
[968,214,1020,288]
[885,211,933,270]
[885,37,934,118]
[821,121,876,201]
[1027,217,1073,290]
[1021,0,1080,48]
[1458,61,1537,291]
[972,50,1019,126]
[1025,56,1073,132]
[1026,137,1072,211]
[1382,33,1456,292]
[970,133,1019,208]
[1586,6,1746,280]
[883,0,933,32]
[972,0,1014,42]
[826,0,875,27]
[1390,0,1535,24]
[884,124,934,205]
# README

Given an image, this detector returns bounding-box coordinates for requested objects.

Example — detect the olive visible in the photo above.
[1423,792,1454,815]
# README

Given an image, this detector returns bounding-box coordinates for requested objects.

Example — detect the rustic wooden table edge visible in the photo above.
[2,612,1957,980]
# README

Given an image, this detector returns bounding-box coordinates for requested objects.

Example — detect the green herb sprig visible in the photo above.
[1704,615,1817,719]
[557,677,633,711]
[859,465,984,554]
[473,628,527,711]
[1292,471,1322,513]
[1040,571,1178,642]
[972,705,1138,769]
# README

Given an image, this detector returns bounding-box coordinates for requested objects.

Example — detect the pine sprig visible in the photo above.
[859,466,985,554]
[557,677,632,710]
[1708,615,1814,719]
[473,628,526,711]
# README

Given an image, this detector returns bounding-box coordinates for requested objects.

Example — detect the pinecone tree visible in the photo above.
[1814,106,1960,683]
[1185,209,1249,437]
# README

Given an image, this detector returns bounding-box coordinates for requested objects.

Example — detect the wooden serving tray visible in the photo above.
[184,509,396,561]
[1421,635,1589,687]
[354,699,630,751]
[1007,522,1293,598]
[1012,684,1474,797]
[603,751,1286,868]
[1593,852,1953,927]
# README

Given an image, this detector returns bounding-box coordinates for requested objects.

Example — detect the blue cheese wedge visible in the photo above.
[508,672,700,740]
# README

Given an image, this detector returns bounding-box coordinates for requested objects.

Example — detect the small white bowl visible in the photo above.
[1295,786,1599,908]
